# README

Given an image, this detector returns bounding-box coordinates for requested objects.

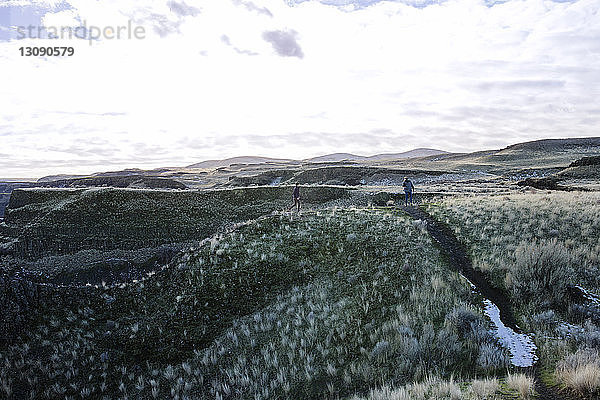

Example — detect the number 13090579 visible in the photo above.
[19,47,75,56]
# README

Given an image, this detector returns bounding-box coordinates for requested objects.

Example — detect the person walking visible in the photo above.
[288,183,301,213]
[402,177,415,206]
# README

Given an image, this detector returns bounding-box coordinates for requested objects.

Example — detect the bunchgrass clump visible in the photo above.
[349,375,501,399]
[507,239,573,309]
[556,348,600,396]
[505,373,535,399]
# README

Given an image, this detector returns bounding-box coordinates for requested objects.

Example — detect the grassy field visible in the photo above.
[428,192,600,397]
[1,138,600,399]
[0,209,511,399]
[2,186,351,258]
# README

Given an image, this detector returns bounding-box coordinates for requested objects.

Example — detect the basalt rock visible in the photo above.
[569,155,600,167]
[516,177,583,191]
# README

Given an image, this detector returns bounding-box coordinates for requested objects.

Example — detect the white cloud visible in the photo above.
[0,0,599,177]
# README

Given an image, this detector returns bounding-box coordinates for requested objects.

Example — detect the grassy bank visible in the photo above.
[0,208,507,399]
[3,186,351,258]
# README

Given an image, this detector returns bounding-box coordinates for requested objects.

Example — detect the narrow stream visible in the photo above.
[482,299,538,367]
[404,205,540,368]
[465,278,538,367]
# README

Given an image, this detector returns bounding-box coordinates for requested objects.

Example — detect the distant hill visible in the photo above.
[37,170,157,182]
[305,148,448,163]
[366,148,449,161]
[37,176,187,190]
[187,149,449,168]
[38,174,87,182]
[304,153,367,163]
[32,138,600,187]
[499,137,600,153]
[187,156,296,169]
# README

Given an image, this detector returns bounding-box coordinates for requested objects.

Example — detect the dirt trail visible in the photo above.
[400,205,568,400]
[401,206,519,329]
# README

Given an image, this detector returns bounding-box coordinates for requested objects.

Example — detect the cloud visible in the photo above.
[1,0,599,178]
[475,80,566,92]
[128,2,202,38]
[262,29,304,58]
[146,12,182,37]
[167,1,201,17]
[51,111,127,117]
[233,47,258,56]
[232,0,273,17]
[0,1,77,41]
[290,0,447,10]
[220,33,258,55]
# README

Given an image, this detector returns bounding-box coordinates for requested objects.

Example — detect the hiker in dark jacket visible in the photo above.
[403,177,415,206]
[288,183,301,212]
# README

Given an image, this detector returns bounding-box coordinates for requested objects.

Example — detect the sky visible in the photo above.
[0,0,599,178]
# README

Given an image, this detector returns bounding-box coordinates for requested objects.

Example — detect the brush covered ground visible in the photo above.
[0,186,564,400]
[428,192,600,398]
[1,186,351,259]
[1,208,518,399]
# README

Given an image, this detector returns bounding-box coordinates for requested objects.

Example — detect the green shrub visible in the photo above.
[506,239,573,310]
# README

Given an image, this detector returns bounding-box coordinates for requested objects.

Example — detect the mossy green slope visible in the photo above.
[1,209,507,399]
[4,186,350,258]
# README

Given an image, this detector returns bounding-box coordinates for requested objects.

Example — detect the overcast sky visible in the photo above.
[1,0,599,178]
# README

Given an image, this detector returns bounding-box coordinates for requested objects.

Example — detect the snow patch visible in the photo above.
[483,300,538,368]
[575,285,600,306]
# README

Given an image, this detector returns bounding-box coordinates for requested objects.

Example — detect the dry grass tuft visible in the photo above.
[470,377,500,398]
[556,349,600,396]
[351,375,501,400]
[506,373,535,399]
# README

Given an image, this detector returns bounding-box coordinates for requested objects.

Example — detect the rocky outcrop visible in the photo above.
[569,156,600,168]
[0,182,35,218]
[0,263,105,347]
[37,175,188,189]
[293,167,448,186]
[516,177,586,191]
